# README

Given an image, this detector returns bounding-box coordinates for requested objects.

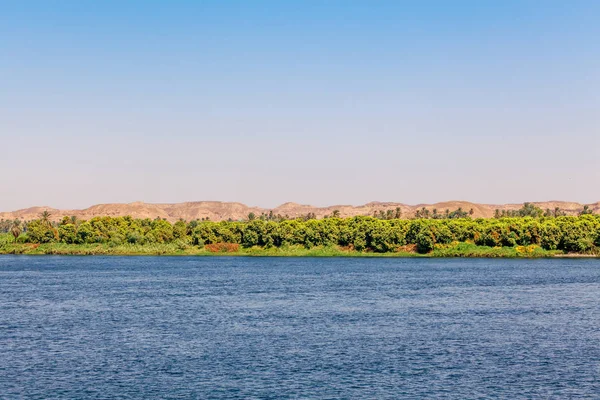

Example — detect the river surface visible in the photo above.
[0,256,599,399]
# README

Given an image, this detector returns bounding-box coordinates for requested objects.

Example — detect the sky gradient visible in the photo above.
[1,1,599,210]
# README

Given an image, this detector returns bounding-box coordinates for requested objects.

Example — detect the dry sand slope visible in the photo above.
[1,200,598,222]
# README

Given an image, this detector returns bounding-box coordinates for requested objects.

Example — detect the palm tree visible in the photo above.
[68,215,81,234]
[394,207,402,219]
[579,205,594,215]
[40,211,52,227]
[10,221,22,243]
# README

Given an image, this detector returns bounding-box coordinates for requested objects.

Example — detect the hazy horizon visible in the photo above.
[2,1,598,211]
[3,197,600,214]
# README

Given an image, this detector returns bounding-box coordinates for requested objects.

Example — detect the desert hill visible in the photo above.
[1,200,598,223]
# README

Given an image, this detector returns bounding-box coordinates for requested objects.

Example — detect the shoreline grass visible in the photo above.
[0,241,582,258]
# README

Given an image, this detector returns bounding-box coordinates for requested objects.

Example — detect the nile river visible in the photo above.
[1,256,599,398]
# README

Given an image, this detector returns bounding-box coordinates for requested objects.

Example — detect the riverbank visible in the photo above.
[5,213,599,257]
[0,241,575,257]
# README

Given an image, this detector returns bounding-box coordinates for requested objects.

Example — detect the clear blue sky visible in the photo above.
[1,0,598,210]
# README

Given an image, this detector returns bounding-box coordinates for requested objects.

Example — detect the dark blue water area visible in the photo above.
[0,256,599,399]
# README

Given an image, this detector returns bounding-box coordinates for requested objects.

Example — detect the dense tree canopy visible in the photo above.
[17,213,600,254]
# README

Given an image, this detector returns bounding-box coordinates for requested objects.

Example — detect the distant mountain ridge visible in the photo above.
[1,200,598,222]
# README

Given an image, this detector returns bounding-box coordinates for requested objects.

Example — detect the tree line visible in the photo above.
[5,206,599,254]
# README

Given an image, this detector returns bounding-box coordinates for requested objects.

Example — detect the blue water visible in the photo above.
[0,257,599,399]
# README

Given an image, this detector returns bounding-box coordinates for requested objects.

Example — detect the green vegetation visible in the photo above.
[0,204,598,257]
[493,202,545,218]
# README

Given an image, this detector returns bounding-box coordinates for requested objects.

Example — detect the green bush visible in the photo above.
[26,220,57,243]
[415,229,435,253]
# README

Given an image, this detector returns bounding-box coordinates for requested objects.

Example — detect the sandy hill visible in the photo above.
[1,200,598,223]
